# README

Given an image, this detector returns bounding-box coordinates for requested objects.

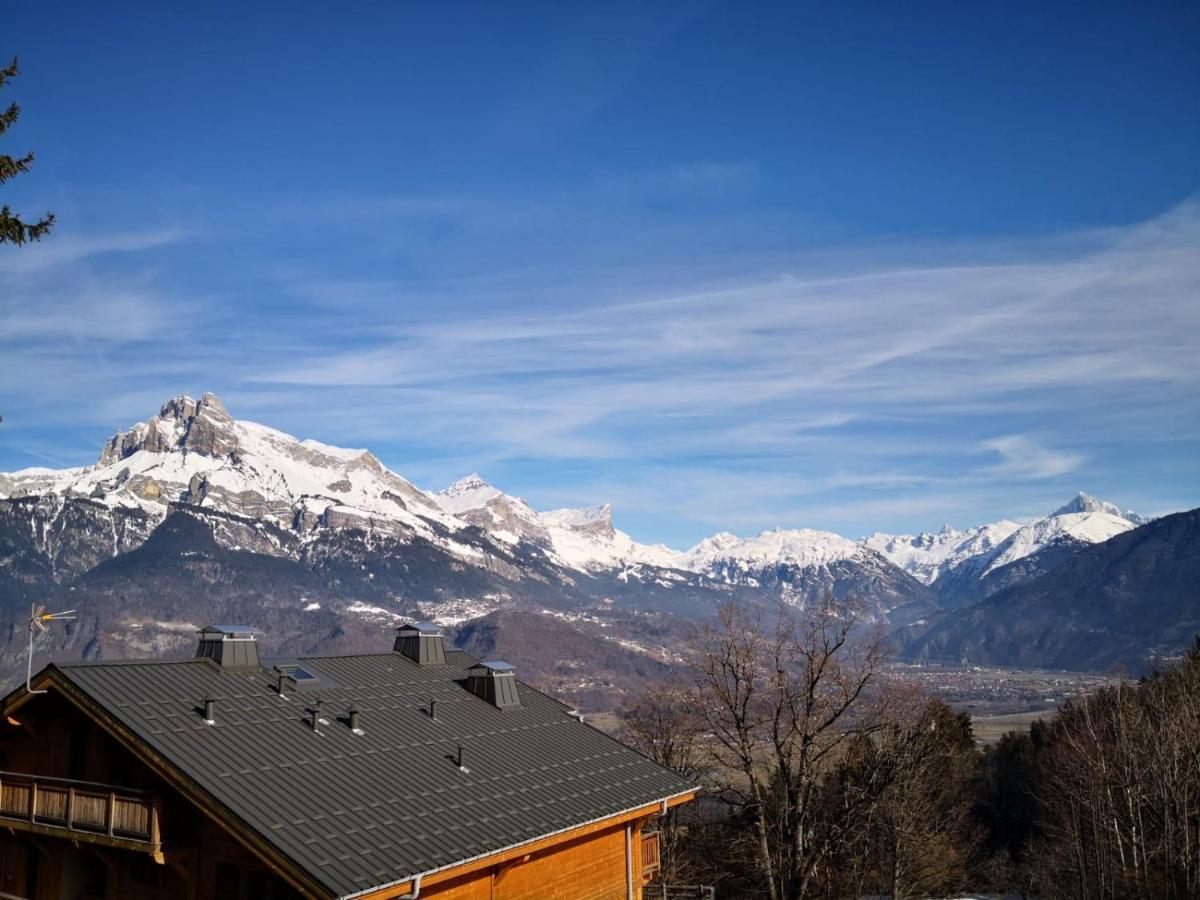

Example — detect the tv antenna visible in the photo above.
[26,603,75,694]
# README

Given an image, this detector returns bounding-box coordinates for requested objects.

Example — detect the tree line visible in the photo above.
[621,597,1200,899]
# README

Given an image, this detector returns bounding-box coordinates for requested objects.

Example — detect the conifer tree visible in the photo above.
[1,57,54,245]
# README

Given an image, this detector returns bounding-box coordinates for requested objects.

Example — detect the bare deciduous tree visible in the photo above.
[690,596,889,900]
[1035,641,1200,899]
[620,685,704,884]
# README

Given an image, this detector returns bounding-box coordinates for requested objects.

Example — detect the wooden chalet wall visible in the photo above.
[0,691,302,900]
[424,820,647,900]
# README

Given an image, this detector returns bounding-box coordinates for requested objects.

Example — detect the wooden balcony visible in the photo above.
[0,770,161,856]
[641,830,661,881]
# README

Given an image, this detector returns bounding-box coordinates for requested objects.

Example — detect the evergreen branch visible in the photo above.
[0,206,55,245]
[0,101,19,135]
[0,151,35,185]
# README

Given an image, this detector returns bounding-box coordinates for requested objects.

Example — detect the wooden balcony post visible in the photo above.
[29,782,37,823]
[149,795,162,856]
[107,791,116,837]
[67,786,76,831]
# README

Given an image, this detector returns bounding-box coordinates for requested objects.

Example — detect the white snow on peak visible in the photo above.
[0,394,458,543]
[862,519,1022,585]
[866,494,1145,582]
[434,473,506,515]
[981,509,1135,575]
[542,503,612,532]
[432,478,680,571]
[0,397,1153,590]
[685,528,861,572]
[1052,491,1147,525]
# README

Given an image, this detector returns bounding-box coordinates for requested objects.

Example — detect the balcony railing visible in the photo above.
[641,830,662,880]
[0,770,161,853]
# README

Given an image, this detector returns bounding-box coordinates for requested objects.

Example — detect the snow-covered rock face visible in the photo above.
[980,508,1136,575]
[865,492,1146,584]
[1052,491,1147,525]
[0,394,1151,601]
[3,393,452,539]
[433,477,681,571]
[862,520,1022,585]
[684,527,861,574]
[433,474,549,546]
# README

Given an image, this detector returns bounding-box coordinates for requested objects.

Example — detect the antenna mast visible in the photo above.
[26,603,75,694]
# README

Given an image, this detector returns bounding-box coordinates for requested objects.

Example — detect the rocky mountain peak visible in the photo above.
[158,394,199,421]
[443,473,492,495]
[1052,492,1144,524]
[100,392,238,465]
[541,503,614,540]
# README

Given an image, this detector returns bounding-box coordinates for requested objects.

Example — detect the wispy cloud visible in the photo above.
[982,435,1084,479]
[0,228,182,275]
[2,200,1197,542]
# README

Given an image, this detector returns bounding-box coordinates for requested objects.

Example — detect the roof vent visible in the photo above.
[394,622,446,666]
[195,625,260,670]
[467,660,521,709]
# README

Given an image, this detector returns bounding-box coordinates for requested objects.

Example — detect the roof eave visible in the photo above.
[337,787,700,900]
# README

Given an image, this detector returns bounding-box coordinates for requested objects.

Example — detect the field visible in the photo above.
[970,710,1054,744]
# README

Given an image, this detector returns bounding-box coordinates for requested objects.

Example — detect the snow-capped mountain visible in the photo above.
[676,527,935,622]
[862,521,1022,585]
[685,528,861,573]
[0,392,1172,700]
[864,492,1146,592]
[978,497,1141,576]
[433,474,549,546]
[1051,492,1147,525]
[434,476,683,572]
[1,393,456,538]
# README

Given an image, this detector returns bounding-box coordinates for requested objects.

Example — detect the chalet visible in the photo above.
[0,623,696,899]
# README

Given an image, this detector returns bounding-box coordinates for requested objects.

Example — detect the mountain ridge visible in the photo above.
[0,393,1183,705]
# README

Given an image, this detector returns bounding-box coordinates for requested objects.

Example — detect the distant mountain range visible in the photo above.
[0,394,1192,707]
[895,508,1200,671]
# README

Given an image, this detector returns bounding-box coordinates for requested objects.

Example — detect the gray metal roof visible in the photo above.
[45,649,693,898]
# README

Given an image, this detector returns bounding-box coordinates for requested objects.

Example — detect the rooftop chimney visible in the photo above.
[394,622,446,666]
[467,661,521,709]
[195,625,260,670]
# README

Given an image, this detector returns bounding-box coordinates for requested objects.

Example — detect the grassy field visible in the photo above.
[971,710,1054,744]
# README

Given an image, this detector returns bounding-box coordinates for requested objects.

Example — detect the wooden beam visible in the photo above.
[0,816,159,855]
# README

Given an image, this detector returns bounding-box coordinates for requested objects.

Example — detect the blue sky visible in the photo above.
[2,1,1198,547]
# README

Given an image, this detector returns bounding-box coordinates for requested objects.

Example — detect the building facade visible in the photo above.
[0,623,694,899]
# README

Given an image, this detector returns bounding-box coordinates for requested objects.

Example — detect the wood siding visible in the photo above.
[405,820,650,900]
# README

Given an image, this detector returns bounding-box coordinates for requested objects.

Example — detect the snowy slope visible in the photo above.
[434,478,684,571]
[0,394,467,547]
[0,394,1149,601]
[862,520,1021,585]
[867,493,1146,587]
[433,474,548,545]
[685,528,861,574]
[981,507,1137,575]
